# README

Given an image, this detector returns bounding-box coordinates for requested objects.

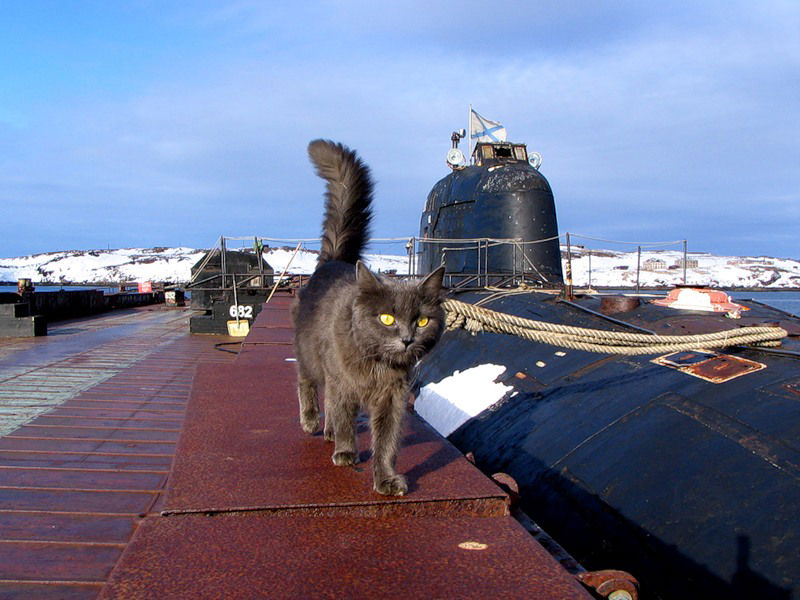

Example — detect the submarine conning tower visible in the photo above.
[418,140,563,287]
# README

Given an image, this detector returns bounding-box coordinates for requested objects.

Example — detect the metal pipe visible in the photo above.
[189,247,218,283]
[406,237,414,276]
[483,239,489,287]
[512,242,517,282]
[186,273,222,288]
[231,273,240,325]
[636,245,641,294]
[683,239,688,284]
[220,237,228,289]
[256,237,264,277]
[564,232,574,300]
[588,249,592,290]
[476,241,481,285]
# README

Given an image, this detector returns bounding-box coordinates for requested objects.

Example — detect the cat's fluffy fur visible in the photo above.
[293,139,445,496]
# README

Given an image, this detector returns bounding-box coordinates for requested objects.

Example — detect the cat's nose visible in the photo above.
[401,336,414,348]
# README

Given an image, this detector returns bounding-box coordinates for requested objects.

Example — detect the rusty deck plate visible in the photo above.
[653,350,766,383]
[174,300,509,516]
[101,514,590,599]
[164,360,509,517]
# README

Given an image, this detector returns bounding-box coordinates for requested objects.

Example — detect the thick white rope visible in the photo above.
[443,298,787,355]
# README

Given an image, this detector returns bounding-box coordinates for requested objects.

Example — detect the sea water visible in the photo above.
[729,290,800,317]
[0,285,117,294]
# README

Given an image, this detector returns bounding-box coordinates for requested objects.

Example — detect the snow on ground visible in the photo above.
[0,247,207,284]
[262,247,407,275]
[565,247,800,289]
[0,244,798,287]
[415,364,513,437]
[0,246,415,285]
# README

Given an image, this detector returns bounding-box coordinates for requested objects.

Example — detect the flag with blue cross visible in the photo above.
[470,110,507,142]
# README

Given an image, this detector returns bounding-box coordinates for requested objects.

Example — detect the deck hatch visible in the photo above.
[652,351,766,383]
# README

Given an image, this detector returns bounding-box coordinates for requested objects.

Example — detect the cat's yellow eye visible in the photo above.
[417,316,429,327]
[379,313,395,326]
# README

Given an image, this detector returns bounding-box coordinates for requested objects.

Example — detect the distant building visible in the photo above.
[676,258,699,269]
[643,258,667,271]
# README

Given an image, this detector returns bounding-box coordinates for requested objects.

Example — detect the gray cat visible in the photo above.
[292,139,445,496]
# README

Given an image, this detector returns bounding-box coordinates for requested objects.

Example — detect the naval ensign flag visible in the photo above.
[470,110,507,143]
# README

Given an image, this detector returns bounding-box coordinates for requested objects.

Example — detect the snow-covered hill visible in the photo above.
[0,245,798,288]
[0,246,408,285]
[565,247,800,289]
[0,247,204,285]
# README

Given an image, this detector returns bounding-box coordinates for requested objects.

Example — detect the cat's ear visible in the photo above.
[418,266,445,298]
[356,260,382,292]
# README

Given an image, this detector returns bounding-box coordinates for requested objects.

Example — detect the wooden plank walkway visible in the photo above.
[0,307,236,598]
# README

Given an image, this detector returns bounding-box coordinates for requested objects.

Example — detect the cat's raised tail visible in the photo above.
[308,139,374,267]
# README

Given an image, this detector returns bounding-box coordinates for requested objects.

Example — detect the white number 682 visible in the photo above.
[229,305,253,319]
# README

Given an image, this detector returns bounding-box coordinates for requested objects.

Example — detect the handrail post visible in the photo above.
[683,239,688,285]
[564,232,574,300]
[588,249,592,290]
[220,236,227,289]
[636,245,642,294]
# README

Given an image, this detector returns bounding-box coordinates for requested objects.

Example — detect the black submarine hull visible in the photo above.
[416,291,799,599]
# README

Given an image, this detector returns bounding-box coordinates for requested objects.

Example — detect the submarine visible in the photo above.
[414,131,800,599]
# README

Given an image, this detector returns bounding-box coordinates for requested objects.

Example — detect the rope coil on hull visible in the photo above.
[443,298,788,355]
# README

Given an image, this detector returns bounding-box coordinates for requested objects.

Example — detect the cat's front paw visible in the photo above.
[374,474,408,496]
[300,413,320,434]
[332,451,358,466]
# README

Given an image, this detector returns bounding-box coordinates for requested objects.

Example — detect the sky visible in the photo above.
[1,1,798,259]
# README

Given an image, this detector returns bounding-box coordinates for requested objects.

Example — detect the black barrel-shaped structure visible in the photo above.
[418,142,562,286]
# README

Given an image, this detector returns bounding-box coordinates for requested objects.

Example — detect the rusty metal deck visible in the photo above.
[2,298,593,598]
[103,514,588,599]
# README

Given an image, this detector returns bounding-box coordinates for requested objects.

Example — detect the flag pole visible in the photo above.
[468,103,473,164]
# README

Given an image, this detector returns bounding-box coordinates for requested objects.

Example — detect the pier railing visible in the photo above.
[198,234,692,292]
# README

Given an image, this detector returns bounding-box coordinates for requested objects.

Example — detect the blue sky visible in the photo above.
[1,1,798,258]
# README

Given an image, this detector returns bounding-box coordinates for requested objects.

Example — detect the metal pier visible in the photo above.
[1,300,594,599]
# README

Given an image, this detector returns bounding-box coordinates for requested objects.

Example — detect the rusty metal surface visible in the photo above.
[599,295,641,315]
[239,325,294,345]
[0,307,235,598]
[234,296,297,360]
[252,298,295,328]
[577,569,639,600]
[101,514,591,599]
[164,361,509,517]
[653,350,767,383]
[102,295,595,599]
